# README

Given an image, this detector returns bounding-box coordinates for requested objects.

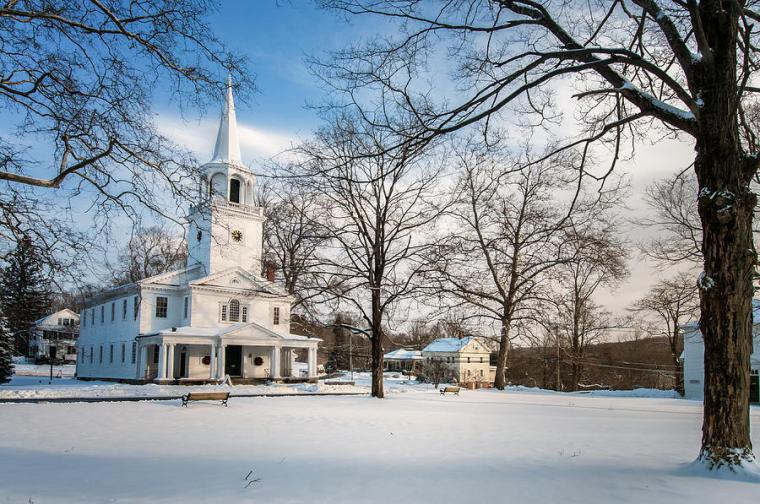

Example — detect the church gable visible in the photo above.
[189,267,289,298]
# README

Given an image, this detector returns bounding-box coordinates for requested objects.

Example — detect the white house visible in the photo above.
[421,337,496,384]
[682,300,760,403]
[383,348,423,372]
[29,308,80,363]
[76,83,321,384]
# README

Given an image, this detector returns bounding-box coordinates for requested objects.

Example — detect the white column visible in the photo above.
[157,343,167,381]
[209,343,217,380]
[217,344,226,379]
[307,346,317,378]
[166,344,175,380]
[271,346,281,379]
[135,344,143,379]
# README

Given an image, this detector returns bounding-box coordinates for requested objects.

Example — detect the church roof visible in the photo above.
[209,77,243,166]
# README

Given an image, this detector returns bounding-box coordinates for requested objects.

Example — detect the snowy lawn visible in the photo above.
[0,390,758,503]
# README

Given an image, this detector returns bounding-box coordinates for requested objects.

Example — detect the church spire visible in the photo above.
[210,76,242,165]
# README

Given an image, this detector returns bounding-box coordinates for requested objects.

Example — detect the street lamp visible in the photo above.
[334,323,371,381]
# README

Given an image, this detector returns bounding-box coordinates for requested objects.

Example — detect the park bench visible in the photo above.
[440,386,460,396]
[181,391,230,407]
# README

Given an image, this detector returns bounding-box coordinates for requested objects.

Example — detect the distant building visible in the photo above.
[383,349,423,373]
[421,337,495,384]
[29,308,80,363]
[682,300,760,403]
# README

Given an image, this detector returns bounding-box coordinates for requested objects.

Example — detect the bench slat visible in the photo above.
[186,392,229,400]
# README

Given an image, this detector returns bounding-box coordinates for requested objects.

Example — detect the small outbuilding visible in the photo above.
[29,308,80,363]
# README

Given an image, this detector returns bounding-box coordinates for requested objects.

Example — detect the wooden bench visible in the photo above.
[181,391,230,407]
[440,386,460,396]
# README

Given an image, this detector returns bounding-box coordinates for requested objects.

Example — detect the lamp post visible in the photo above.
[334,323,371,381]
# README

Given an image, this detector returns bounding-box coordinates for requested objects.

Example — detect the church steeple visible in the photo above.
[210,77,242,165]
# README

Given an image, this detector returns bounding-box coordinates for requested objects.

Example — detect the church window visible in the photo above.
[183,297,189,319]
[241,306,248,323]
[99,345,103,364]
[90,346,93,364]
[100,306,104,324]
[155,296,168,318]
[111,302,115,322]
[91,309,94,326]
[273,307,280,326]
[229,178,241,203]
[131,342,137,364]
[133,296,139,320]
[220,304,227,322]
[109,344,114,363]
[229,299,240,322]
[121,343,125,363]
[196,230,202,242]
[122,299,127,320]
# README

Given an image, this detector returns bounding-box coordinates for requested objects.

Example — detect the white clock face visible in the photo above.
[231,229,243,242]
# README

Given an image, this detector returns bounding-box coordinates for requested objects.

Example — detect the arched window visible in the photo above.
[229,178,241,203]
[210,173,227,198]
[229,299,240,322]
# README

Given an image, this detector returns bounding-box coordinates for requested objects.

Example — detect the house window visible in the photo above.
[100,306,104,324]
[122,299,127,320]
[109,344,114,363]
[99,345,103,364]
[155,296,168,318]
[229,299,240,322]
[480,357,483,363]
[220,304,228,322]
[467,357,471,363]
[111,302,115,322]
[273,307,280,325]
[89,346,93,364]
[241,306,248,323]
[91,309,95,326]
[131,342,137,364]
[133,296,139,320]
[183,297,189,319]
[121,343,126,363]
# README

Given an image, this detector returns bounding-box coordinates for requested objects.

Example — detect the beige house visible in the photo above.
[421,337,496,384]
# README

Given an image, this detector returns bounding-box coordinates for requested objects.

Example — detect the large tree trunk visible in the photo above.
[370,291,384,398]
[493,317,511,389]
[694,0,756,469]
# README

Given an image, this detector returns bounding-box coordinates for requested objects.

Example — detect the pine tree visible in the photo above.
[0,237,52,356]
[0,314,13,383]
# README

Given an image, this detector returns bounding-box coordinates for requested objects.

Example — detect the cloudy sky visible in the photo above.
[147,2,696,318]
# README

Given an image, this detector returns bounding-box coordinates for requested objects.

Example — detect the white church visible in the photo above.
[76,83,321,384]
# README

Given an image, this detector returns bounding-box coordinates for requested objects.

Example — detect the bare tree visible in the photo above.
[640,173,703,267]
[0,0,250,272]
[255,178,331,321]
[108,226,187,285]
[428,141,605,389]
[296,114,443,398]
[550,226,628,391]
[630,272,699,394]
[316,0,760,468]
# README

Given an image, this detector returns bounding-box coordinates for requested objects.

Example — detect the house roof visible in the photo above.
[33,308,80,325]
[384,349,423,361]
[422,337,476,353]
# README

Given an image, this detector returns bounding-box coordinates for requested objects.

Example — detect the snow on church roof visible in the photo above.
[209,76,242,165]
[422,337,476,353]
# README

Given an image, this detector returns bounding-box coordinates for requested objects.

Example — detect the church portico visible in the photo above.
[136,322,320,384]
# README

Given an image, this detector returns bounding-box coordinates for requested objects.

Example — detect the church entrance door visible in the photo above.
[225,345,242,376]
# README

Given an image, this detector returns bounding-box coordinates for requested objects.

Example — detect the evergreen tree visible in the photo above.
[0,314,13,383]
[0,237,52,355]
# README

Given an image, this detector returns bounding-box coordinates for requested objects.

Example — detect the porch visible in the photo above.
[136,323,320,384]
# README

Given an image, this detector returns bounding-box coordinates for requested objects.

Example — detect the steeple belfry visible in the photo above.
[210,77,242,165]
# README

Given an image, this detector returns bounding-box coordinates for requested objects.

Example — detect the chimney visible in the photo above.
[265,261,276,283]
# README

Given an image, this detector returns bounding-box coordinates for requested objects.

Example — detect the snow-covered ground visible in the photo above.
[1,386,758,503]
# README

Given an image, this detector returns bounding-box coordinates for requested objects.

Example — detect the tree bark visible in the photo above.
[370,281,385,398]
[494,318,511,389]
[695,0,755,467]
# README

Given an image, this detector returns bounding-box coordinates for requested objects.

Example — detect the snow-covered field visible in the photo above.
[1,384,758,503]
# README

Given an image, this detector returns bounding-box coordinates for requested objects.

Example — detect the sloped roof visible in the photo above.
[189,266,290,298]
[147,320,320,342]
[422,337,475,353]
[384,349,423,360]
[34,308,80,325]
